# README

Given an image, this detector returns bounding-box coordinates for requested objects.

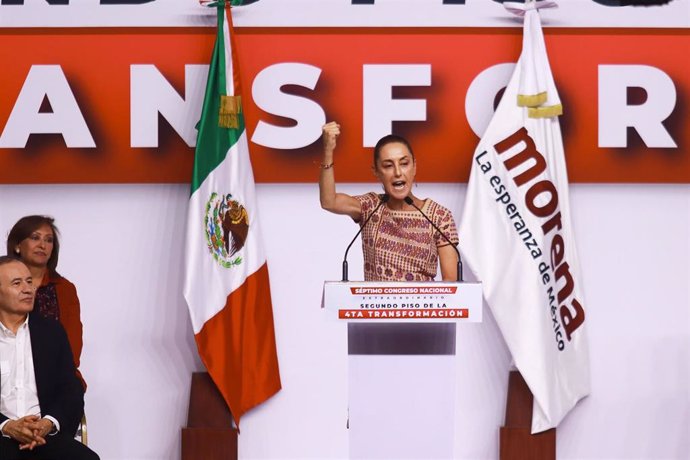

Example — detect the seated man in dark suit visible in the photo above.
[0,256,99,459]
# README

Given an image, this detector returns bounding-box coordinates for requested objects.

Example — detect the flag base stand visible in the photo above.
[499,371,556,460]
[181,372,238,460]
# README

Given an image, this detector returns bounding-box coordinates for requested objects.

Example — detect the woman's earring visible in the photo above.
[14,248,20,255]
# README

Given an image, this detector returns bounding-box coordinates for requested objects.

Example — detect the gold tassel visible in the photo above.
[219,95,242,129]
[528,103,563,119]
[517,91,547,107]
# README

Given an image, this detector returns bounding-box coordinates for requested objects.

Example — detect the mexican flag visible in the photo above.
[183,0,281,426]
[460,3,590,433]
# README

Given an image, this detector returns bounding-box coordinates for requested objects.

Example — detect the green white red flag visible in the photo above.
[183,0,281,426]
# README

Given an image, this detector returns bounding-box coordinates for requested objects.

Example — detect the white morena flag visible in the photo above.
[460,1,590,433]
[183,0,281,426]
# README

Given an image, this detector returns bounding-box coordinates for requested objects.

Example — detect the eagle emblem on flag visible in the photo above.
[204,192,249,268]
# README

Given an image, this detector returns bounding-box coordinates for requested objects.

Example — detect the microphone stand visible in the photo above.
[404,196,463,282]
[342,194,389,281]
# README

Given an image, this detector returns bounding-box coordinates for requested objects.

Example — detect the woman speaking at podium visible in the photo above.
[319,121,459,282]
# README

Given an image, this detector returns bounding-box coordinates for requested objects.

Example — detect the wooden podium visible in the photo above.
[500,371,556,460]
[323,281,482,459]
[181,372,238,460]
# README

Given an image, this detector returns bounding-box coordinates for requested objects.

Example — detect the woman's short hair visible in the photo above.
[6,215,61,275]
[373,134,415,166]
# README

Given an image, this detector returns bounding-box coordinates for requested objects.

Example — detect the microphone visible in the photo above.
[404,196,463,282]
[342,194,389,282]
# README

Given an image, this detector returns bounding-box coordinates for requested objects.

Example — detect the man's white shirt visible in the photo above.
[0,316,60,435]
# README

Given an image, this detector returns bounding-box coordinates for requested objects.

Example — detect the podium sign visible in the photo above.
[322,281,483,323]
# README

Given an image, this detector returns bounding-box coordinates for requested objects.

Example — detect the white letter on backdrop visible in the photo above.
[362,64,431,147]
[465,63,516,138]
[130,64,207,148]
[0,65,95,148]
[251,63,325,149]
[599,65,677,148]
